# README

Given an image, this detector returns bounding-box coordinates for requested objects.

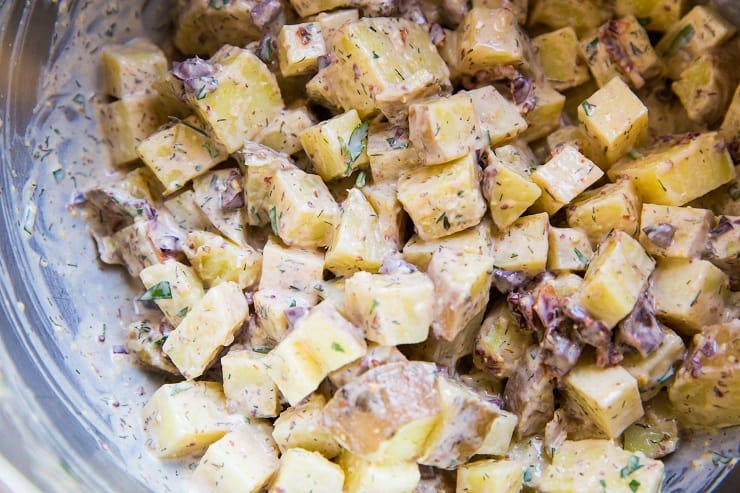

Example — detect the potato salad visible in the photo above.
[77,0,740,491]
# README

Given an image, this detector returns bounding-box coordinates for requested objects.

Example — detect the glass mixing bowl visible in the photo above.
[0,1,737,491]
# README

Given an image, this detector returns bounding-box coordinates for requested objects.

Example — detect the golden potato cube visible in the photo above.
[669,320,740,428]
[623,394,679,459]
[321,361,440,462]
[566,179,642,245]
[529,0,609,36]
[539,440,664,493]
[578,77,648,165]
[267,166,341,248]
[608,132,736,206]
[638,204,713,259]
[191,423,279,493]
[253,289,313,341]
[531,144,604,214]
[474,300,535,379]
[622,327,686,400]
[466,86,528,147]
[192,168,248,246]
[324,188,386,277]
[185,230,262,290]
[456,459,522,493]
[329,17,450,119]
[266,301,366,405]
[502,435,550,489]
[614,0,684,32]
[397,154,487,241]
[361,182,407,252]
[533,27,590,91]
[595,16,663,90]
[475,409,518,456]
[142,381,229,458]
[655,5,737,80]
[579,230,655,328]
[428,249,495,342]
[254,106,317,156]
[278,22,326,77]
[651,258,729,335]
[259,236,324,304]
[238,142,292,227]
[564,360,644,438]
[272,393,341,458]
[101,38,167,98]
[311,9,359,45]
[344,271,434,346]
[402,220,493,271]
[109,220,165,277]
[580,32,623,88]
[289,0,347,18]
[520,81,566,143]
[482,150,542,231]
[187,46,283,153]
[671,52,737,125]
[139,259,206,327]
[269,448,344,493]
[163,282,249,379]
[99,95,169,166]
[338,451,421,493]
[366,123,420,183]
[492,213,550,276]
[420,376,502,469]
[458,7,529,74]
[222,349,279,418]
[300,109,369,181]
[547,226,594,272]
[409,93,481,166]
[720,84,740,161]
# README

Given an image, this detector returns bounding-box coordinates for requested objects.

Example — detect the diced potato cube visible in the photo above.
[608,132,736,206]
[529,0,609,36]
[671,52,737,125]
[655,5,737,80]
[329,17,450,119]
[466,86,527,147]
[547,226,593,272]
[192,168,248,246]
[397,154,487,241]
[474,300,535,378]
[491,213,550,276]
[272,393,342,458]
[623,394,679,459]
[482,150,542,230]
[345,270,434,346]
[238,142,292,227]
[139,259,206,327]
[494,141,540,175]
[409,93,481,166]
[402,220,493,271]
[267,166,341,248]
[458,7,530,74]
[669,320,740,428]
[428,249,494,342]
[503,435,550,489]
[338,451,421,493]
[520,81,566,143]
[720,85,740,162]
[531,144,604,214]
[595,16,663,90]
[221,349,279,418]
[185,230,262,290]
[564,360,644,438]
[621,327,686,400]
[253,289,313,341]
[259,236,324,303]
[99,95,169,166]
[638,204,713,259]
[420,376,502,469]
[614,0,684,32]
[101,38,167,98]
[186,46,283,153]
[533,27,590,91]
[579,230,655,329]
[136,116,227,195]
[456,459,522,493]
[578,77,648,165]
[566,179,642,245]
[109,220,167,277]
[269,448,344,493]
[266,302,366,405]
[651,258,729,335]
[300,110,369,181]
[191,423,280,493]
[322,361,441,462]
[324,188,386,277]
[164,190,213,232]
[503,345,555,437]
[142,381,229,458]
[163,282,249,379]
[580,33,627,90]
[366,123,420,183]
[475,409,518,456]
[278,22,326,77]
[538,440,664,493]
[361,182,406,251]
[254,106,317,156]
[311,9,359,45]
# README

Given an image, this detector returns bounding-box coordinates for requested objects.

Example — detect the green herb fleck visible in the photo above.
[627,148,643,160]
[139,281,172,301]
[105,22,116,37]
[656,367,675,385]
[208,0,231,8]
[168,116,210,138]
[331,342,345,352]
[170,383,191,396]
[657,178,667,192]
[342,121,369,171]
[600,479,607,491]
[269,206,279,236]
[628,479,640,492]
[355,171,367,188]
[522,466,533,483]
[369,299,379,314]
[154,335,168,346]
[245,416,251,424]
[665,25,695,57]
[52,168,65,183]
[72,93,85,105]
[176,306,190,318]
[253,347,271,354]
[711,451,733,466]
[581,100,597,116]
[620,455,643,478]
[574,248,589,266]
[259,35,275,63]
[204,141,219,159]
